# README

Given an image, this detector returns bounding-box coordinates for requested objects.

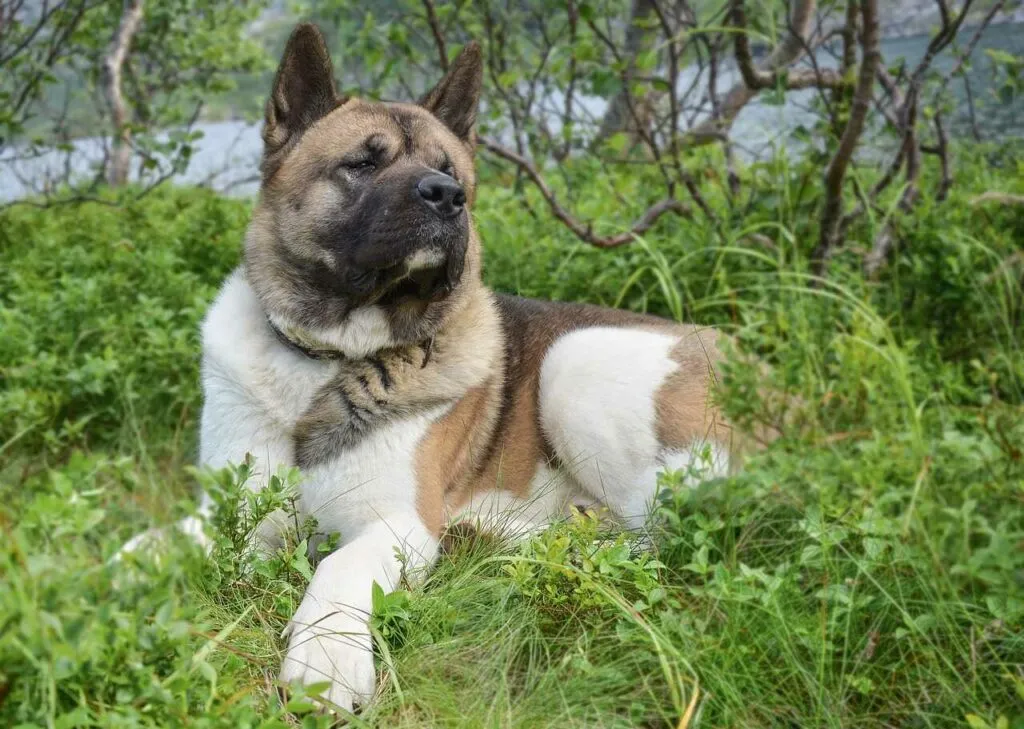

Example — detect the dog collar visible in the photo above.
[267,318,347,361]
[266,317,435,368]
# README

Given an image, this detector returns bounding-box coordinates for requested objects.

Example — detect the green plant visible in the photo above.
[2,140,1022,726]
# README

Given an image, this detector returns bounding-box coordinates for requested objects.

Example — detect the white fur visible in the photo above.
[121,269,444,709]
[405,248,445,271]
[306,306,395,358]
[204,274,445,710]
[198,270,342,550]
[268,305,395,360]
[539,327,729,530]
[280,511,437,711]
[451,463,580,537]
[300,404,451,539]
[119,270,335,559]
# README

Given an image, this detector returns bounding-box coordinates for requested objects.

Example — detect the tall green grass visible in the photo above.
[1,145,1022,727]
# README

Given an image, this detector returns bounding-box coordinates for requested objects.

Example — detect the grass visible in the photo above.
[1,145,1023,728]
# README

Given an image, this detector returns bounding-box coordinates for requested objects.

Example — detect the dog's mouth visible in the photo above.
[377,264,454,306]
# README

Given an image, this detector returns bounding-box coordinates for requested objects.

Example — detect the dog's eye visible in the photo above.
[439,161,455,178]
[341,159,376,173]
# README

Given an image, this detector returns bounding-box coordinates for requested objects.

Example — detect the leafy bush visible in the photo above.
[1,145,1022,726]
[0,188,248,461]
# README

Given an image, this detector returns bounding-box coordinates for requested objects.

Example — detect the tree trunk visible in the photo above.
[104,0,144,186]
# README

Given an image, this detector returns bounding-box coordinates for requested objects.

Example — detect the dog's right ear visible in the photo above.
[262,23,343,176]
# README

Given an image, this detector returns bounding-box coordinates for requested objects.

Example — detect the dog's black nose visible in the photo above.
[416,174,466,218]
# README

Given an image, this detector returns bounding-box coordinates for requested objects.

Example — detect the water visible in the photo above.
[2,23,1022,202]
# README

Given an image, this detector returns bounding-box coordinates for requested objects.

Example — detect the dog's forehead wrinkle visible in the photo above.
[388,108,417,154]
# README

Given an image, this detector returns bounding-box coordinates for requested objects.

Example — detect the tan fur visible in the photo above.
[414,380,500,535]
[460,378,547,501]
[654,329,731,452]
[292,282,502,471]
[655,331,785,470]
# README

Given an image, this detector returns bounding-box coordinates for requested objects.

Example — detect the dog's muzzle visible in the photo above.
[377,245,465,305]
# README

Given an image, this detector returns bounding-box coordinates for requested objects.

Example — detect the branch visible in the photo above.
[938,0,1005,95]
[0,0,64,67]
[420,0,448,71]
[480,136,691,248]
[861,0,979,277]
[732,0,844,91]
[812,0,881,275]
[931,111,952,202]
[687,0,839,141]
[556,0,579,161]
[970,192,1024,207]
[840,0,858,74]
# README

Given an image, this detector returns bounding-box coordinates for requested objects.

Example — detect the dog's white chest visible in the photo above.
[200,270,335,438]
[199,270,442,538]
[299,405,448,538]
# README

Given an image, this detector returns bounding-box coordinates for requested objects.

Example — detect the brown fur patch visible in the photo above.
[414,379,500,535]
[654,330,730,451]
[655,331,784,469]
[439,295,693,516]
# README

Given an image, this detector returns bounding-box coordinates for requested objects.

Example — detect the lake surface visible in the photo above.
[2,23,1022,202]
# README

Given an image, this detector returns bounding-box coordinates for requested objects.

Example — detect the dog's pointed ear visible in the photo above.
[262,23,342,168]
[419,42,483,145]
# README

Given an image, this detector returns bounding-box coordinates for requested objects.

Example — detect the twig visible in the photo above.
[934,0,1006,99]
[557,0,579,161]
[480,136,691,248]
[420,0,448,71]
[686,0,837,142]
[731,0,843,92]
[932,111,952,202]
[812,0,881,275]
[970,192,1024,206]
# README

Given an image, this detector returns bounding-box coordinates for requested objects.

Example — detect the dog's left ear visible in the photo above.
[419,42,483,145]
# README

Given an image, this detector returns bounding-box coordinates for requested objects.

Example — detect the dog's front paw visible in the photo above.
[279,601,376,713]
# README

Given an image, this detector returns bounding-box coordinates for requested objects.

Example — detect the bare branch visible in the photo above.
[420,0,448,72]
[688,0,839,141]
[812,0,881,275]
[480,136,691,248]
[732,0,843,91]
[931,111,952,202]
[840,0,858,74]
[970,192,1024,207]
[938,0,1005,95]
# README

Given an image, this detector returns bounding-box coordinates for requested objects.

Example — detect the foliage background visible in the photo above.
[2,0,1024,727]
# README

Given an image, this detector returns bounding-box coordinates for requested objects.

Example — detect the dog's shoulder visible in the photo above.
[201,268,262,363]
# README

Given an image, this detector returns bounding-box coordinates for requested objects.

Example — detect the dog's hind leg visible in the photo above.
[538,326,732,532]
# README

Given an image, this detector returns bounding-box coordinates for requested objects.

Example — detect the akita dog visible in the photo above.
[127,23,751,711]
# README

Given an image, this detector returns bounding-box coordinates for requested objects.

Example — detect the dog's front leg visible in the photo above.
[279,510,437,712]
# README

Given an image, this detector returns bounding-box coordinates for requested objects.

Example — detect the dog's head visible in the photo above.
[245,23,484,354]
